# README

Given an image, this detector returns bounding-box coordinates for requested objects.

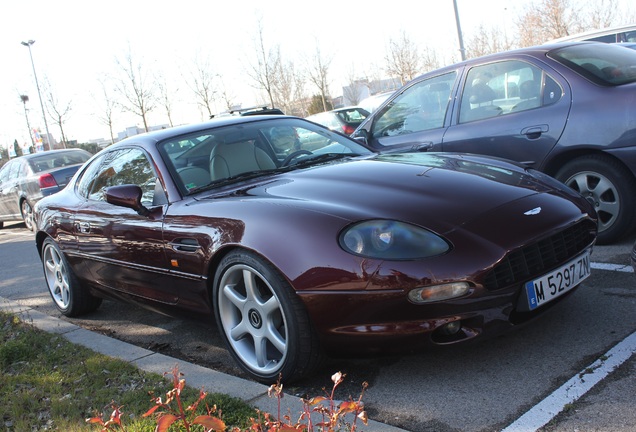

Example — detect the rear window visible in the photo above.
[335,108,369,124]
[548,43,636,86]
[28,151,91,173]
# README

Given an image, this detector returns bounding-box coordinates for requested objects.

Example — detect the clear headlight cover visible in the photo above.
[339,220,450,260]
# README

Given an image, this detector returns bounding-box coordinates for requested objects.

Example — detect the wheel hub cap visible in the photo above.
[248,308,262,329]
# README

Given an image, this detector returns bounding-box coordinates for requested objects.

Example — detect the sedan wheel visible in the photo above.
[214,250,322,383]
[41,238,102,317]
[556,155,636,244]
[21,200,34,231]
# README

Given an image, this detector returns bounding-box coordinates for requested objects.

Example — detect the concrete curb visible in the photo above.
[0,296,406,431]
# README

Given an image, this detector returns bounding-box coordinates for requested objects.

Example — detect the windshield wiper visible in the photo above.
[187,170,273,194]
[288,153,358,168]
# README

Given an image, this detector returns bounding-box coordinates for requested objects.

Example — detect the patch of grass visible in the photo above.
[0,311,255,431]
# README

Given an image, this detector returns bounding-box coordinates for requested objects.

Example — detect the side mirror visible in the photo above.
[352,128,370,145]
[105,184,150,216]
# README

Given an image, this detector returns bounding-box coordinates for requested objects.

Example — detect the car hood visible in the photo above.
[219,152,587,237]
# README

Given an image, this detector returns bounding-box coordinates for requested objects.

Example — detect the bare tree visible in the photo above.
[95,79,118,145]
[466,24,515,58]
[384,31,423,85]
[585,0,617,29]
[114,46,156,132]
[157,73,177,127]
[342,65,366,106]
[292,72,309,117]
[188,53,217,118]
[218,79,237,113]
[516,0,585,46]
[273,58,306,115]
[246,18,280,108]
[306,42,332,112]
[42,78,70,148]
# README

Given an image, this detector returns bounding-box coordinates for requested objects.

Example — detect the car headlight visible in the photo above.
[339,220,450,260]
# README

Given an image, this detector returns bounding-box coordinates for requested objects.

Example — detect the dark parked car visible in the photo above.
[353,42,636,244]
[0,149,92,230]
[34,115,597,383]
[631,240,636,273]
[306,106,370,135]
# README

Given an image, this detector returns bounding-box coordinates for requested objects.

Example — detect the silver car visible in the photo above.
[0,149,91,230]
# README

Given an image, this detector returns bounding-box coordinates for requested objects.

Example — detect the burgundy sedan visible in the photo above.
[34,116,596,383]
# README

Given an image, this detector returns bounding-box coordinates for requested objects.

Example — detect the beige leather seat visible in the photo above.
[177,166,210,190]
[209,140,276,181]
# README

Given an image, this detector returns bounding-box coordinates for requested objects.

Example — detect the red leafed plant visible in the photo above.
[86,365,368,432]
[255,371,368,432]
[86,364,226,432]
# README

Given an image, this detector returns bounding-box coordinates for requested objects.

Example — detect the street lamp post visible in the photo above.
[21,39,52,151]
[19,94,36,149]
[452,0,467,61]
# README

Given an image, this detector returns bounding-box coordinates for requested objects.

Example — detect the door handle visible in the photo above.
[521,125,549,139]
[76,221,91,234]
[169,238,201,253]
[411,142,434,152]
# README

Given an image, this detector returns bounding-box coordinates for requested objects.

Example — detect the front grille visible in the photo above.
[483,220,596,291]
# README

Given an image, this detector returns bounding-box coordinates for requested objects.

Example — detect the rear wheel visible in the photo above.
[41,238,102,317]
[20,199,34,231]
[213,250,322,383]
[556,154,636,244]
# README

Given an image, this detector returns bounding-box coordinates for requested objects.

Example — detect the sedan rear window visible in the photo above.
[548,43,636,86]
[29,151,91,172]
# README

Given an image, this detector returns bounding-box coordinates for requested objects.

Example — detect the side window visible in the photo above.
[371,71,457,137]
[17,161,29,177]
[8,161,21,180]
[77,154,107,199]
[0,162,14,184]
[83,148,158,206]
[459,60,562,123]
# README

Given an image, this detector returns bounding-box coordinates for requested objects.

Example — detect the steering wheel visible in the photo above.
[281,150,312,166]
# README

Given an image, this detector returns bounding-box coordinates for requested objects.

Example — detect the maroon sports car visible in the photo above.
[34,115,596,383]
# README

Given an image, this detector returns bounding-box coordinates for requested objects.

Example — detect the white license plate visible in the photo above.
[525,249,591,310]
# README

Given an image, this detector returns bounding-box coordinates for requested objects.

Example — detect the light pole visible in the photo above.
[21,39,52,151]
[19,94,36,149]
[452,0,466,61]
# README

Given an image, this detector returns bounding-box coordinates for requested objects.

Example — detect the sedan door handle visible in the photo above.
[521,124,549,139]
[169,238,201,253]
[76,221,91,234]
[411,142,434,152]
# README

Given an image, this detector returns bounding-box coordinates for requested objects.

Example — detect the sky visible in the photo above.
[0,0,631,148]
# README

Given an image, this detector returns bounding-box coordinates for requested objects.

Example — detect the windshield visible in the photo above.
[548,43,636,86]
[159,117,373,195]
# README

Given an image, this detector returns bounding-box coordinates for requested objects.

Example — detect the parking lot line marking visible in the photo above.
[591,262,633,273]
[501,330,636,432]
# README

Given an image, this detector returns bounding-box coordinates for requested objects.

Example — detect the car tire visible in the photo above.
[213,250,323,383]
[20,199,34,231]
[556,154,636,244]
[41,238,102,317]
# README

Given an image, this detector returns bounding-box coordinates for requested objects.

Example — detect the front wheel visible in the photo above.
[41,238,102,317]
[213,250,322,383]
[21,199,34,231]
[556,155,636,244]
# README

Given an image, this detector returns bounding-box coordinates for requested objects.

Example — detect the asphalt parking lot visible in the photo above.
[1,221,634,431]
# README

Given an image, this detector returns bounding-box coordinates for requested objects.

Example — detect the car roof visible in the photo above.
[407,41,612,82]
[545,24,636,44]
